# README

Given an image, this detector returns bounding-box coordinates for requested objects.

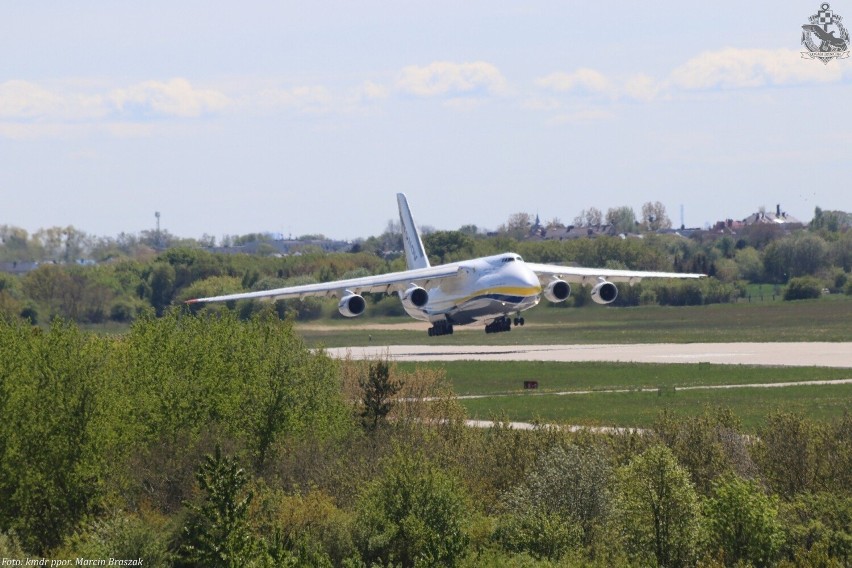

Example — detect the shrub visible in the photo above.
[783,277,823,300]
[704,475,783,567]
[354,448,470,567]
[612,445,702,568]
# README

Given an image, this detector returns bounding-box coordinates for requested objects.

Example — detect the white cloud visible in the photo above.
[532,48,849,114]
[0,80,65,119]
[356,81,389,101]
[0,80,107,121]
[535,68,615,97]
[108,78,230,118]
[623,74,663,102]
[254,85,334,113]
[669,48,845,90]
[396,61,507,97]
[0,78,229,126]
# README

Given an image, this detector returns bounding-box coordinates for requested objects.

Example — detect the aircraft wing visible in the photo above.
[525,262,705,285]
[186,264,462,304]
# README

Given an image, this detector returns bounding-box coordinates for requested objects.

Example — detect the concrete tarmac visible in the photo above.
[327,342,852,368]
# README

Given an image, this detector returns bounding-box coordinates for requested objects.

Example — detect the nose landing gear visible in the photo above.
[485,314,525,334]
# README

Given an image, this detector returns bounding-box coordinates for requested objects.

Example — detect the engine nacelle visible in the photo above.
[338,292,366,317]
[401,285,429,310]
[543,279,571,303]
[590,280,618,305]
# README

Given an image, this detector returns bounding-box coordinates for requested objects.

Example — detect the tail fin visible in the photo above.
[397,193,430,269]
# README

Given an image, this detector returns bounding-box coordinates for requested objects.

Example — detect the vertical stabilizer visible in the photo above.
[397,193,430,269]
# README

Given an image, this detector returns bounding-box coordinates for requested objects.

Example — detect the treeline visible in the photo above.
[0,311,849,566]
[1,217,851,325]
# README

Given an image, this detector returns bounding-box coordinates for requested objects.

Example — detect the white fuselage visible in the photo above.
[401,253,542,325]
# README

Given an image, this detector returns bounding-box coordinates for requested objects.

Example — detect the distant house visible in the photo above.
[742,204,801,227]
[0,261,39,275]
[540,225,617,241]
[711,204,802,235]
[206,238,353,256]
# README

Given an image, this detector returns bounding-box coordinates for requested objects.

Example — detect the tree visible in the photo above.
[146,262,176,316]
[0,319,113,553]
[423,230,474,264]
[500,212,534,239]
[705,475,783,568]
[606,206,637,235]
[641,201,672,231]
[359,359,403,431]
[757,412,819,498]
[762,239,794,283]
[495,444,610,558]
[734,247,762,283]
[791,233,829,277]
[354,449,469,567]
[177,446,258,567]
[34,226,90,262]
[654,407,754,495]
[612,445,702,568]
[778,492,852,564]
[573,207,603,227]
[784,277,823,300]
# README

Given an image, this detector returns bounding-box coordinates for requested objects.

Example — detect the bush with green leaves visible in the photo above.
[354,448,470,567]
[57,512,172,565]
[175,446,259,567]
[755,412,820,499]
[0,318,116,553]
[654,407,754,495]
[704,475,783,567]
[497,443,611,554]
[784,276,824,300]
[778,492,852,566]
[612,444,703,568]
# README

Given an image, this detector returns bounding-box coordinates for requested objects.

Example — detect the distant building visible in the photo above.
[539,224,617,241]
[711,204,802,235]
[206,238,352,256]
[0,261,40,275]
[742,204,801,227]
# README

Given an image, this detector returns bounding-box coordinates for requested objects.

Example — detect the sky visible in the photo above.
[2,1,851,242]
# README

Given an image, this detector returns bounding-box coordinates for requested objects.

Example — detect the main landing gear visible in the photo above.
[485,315,524,334]
[428,320,454,337]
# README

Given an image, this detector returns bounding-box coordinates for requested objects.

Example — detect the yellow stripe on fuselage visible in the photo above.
[457,285,541,304]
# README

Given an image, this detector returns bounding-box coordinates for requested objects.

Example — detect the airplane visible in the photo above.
[187,194,705,336]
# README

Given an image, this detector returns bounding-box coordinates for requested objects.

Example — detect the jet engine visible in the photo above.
[401,285,429,310]
[590,280,618,305]
[338,292,366,317]
[543,279,571,303]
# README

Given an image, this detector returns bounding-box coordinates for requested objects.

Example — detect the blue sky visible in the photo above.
[2,1,851,241]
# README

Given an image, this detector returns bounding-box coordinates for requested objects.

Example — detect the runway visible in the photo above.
[327,342,852,368]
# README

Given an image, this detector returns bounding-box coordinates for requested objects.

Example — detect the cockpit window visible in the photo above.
[502,257,514,263]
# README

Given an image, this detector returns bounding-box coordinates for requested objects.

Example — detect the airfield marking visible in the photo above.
[449,378,852,401]
[327,342,852,368]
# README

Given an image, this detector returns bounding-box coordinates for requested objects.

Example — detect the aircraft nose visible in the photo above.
[518,266,542,292]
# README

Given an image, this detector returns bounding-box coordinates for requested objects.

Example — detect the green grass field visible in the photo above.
[299,296,852,347]
[391,360,851,432]
[315,298,850,431]
[395,361,852,396]
[458,383,852,432]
